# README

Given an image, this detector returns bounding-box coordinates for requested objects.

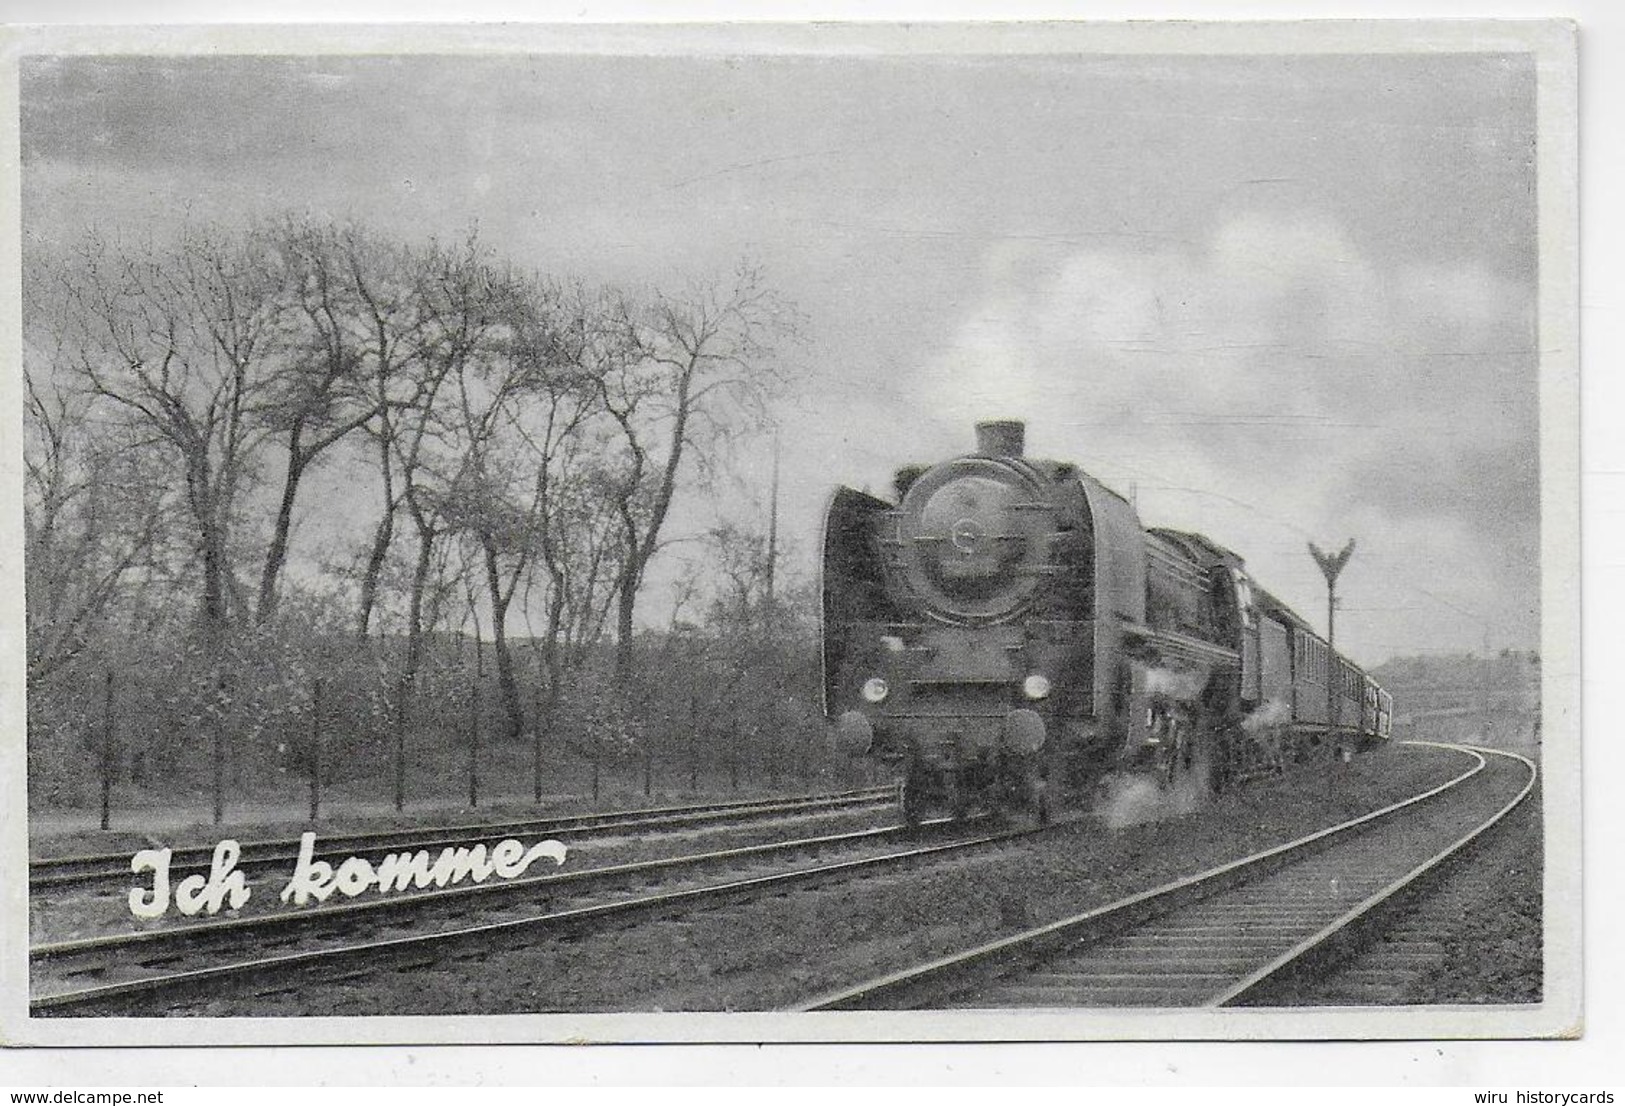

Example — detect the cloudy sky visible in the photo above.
[19,42,1541,665]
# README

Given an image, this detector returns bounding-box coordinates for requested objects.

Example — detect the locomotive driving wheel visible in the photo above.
[1158,720,1188,789]
[900,764,927,826]
[1148,703,1192,790]
[1152,704,1220,800]
[1210,725,1245,793]
[1026,765,1052,827]
[941,765,965,822]
[998,753,1048,827]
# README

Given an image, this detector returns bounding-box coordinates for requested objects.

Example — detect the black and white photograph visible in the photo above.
[1,18,1579,1047]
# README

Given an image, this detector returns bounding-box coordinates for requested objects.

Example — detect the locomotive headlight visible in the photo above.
[1022,674,1052,701]
[862,677,890,703]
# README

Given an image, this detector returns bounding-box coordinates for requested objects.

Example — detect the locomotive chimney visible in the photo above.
[975,420,1026,458]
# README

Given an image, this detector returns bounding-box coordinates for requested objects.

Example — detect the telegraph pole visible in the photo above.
[1309,539,1356,746]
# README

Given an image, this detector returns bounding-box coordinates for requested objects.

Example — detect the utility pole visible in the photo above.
[1309,539,1356,747]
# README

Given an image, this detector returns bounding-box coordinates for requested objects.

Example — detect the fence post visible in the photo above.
[688,699,699,794]
[394,675,409,812]
[308,677,324,822]
[100,670,115,831]
[468,681,480,808]
[591,731,601,803]
[533,684,544,804]
[728,703,740,791]
[643,748,652,798]
[212,671,226,826]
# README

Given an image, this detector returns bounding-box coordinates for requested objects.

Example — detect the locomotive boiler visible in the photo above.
[821,420,1391,823]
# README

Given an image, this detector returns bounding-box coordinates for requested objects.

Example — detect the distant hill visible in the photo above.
[1369,650,1541,749]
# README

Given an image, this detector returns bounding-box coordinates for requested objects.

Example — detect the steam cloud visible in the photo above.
[1095,769,1209,830]
[1142,665,1210,700]
[1241,698,1291,733]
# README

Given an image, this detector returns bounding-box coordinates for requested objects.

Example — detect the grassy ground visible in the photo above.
[1412,797,1544,1005]
[29,736,879,857]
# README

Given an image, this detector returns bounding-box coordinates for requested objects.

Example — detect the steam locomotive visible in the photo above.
[821,420,1392,823]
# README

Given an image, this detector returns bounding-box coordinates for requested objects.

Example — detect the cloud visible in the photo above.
[18,54,1540,660]
[918,210,1540,658]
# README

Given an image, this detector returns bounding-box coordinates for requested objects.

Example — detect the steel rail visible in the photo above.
[791,741,1500,1011]
[1211,743,1539,1007]
[30,784,897,889]
[31,814,1031,1014]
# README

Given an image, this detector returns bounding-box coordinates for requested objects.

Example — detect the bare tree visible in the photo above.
[253,219,390,623]
[596,264,800,683]
[497,285,631,736]
[45,225,285,637]
[339,228,439,640]
[706,520,775,635]
[527,440,628,702]
[21,353,177,681]
[437,319,537,738]
[503,300,597,737]
[391,234,510,682]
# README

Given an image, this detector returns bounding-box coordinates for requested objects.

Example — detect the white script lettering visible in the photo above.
[127,839,250,919]
[127,832,567,917]
[278,833,568,906]
[128,847,172,920]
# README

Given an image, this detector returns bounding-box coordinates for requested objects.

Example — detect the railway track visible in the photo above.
[1276,789,1543,1007]
[29,784,897,890]
[31,808,1037,1015]
[794,742,1536,1011]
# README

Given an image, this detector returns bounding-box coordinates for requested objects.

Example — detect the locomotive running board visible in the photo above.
[1120,622,1242,671]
